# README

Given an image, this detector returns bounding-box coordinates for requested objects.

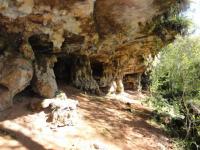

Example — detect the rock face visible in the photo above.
[0,85,11,111]
[32,55,58,98]
[0,0,188,110]
[71,55,100,94]
[0,55,33,111]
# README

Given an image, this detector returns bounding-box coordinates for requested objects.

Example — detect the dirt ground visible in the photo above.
[0,84,174,150]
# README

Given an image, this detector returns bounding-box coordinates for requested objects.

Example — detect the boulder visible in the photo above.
[0,55,33,111]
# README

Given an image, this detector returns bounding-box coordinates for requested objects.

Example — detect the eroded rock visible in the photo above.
[0,55,33,111]
[32,55,58,98]
[0,0,189,101]
[71,55,100,94]
[0,85,12,111]
[123,73,142,91]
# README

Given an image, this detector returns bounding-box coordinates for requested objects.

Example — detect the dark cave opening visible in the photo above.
[123,73,150,91]
[141,73,150,91]
[28,34,53,54]
[54,56,74,84]
[91,60,103,82]
[123,73,140,91]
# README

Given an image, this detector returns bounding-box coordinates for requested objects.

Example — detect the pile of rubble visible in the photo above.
[42,92,79,127]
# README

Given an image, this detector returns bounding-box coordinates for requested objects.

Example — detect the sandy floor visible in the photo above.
[0,85,173,150]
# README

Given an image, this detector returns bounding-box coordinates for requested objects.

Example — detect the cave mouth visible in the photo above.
[28,34,53,54]
[13,85,39,102]
[123,73,140,91]
[54,55,75,84]
[91,60,103,83]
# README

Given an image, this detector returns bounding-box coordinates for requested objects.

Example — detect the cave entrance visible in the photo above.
[28,34,53,54]
[54,55,74,84]
[123,73,141,91]
[91,60,103,83]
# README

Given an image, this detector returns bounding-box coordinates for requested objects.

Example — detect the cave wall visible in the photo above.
[0,0,188,110]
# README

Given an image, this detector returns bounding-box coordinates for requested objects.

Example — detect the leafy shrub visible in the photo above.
[151,36,200,98]
[150,36,200,149]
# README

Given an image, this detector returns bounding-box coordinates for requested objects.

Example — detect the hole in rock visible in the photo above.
[141,73,150,91]
[91,60,103,82]
[13,85,40,103]
[29,34,53,54]
[63,33,84,44]
[54,55,75,84]
[123,73,140,91]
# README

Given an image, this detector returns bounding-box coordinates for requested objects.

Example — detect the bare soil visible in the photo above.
[0,84,173,150]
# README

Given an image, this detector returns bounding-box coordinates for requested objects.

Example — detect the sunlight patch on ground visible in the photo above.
[105,91,146,104]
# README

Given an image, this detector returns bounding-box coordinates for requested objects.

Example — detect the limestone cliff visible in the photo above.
[0,0,188,110]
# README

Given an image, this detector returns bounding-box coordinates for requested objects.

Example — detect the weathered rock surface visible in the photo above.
[32,55,58,98]
[0,55,33,111]
[123,74,142,91]
[0,0,188,110]
[71,55,100,94]
[0,85,11,111]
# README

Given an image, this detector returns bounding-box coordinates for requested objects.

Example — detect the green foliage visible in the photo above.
[153,13,190,35]
[146,4,191,37]
[149,36,200,149]
[151,36,200,99]
[145,95,181,117]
